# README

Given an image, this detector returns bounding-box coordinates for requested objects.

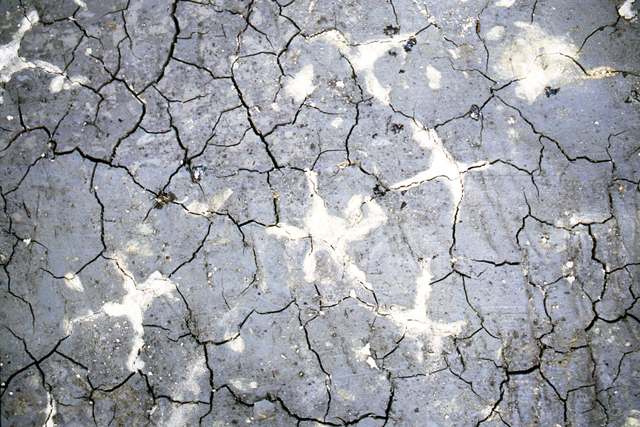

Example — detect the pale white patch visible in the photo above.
[411,0,431,20]
[366,356,379,370]
[0,10,39,83]
[331,117,344,128]
[355,343,379,369]
[64,74,89,90]
[185,200,209,215]
[356,343,379,369]
[185,188,232,215]
[73,0,88,8]
[495,0,515,6]
[562,260,576,284]
[619,0,637,19]
[353,43,393,104]
[486,25,506,41]
[624,410,640,427]
[64,309,95,335]
[307,0,317,14]
[566,212,590,228]
[286,64,316,103]
[267,223,309,240]
[44,391,57,427]
[0,9,88,89]
[49,75,65,93]
[390,123,462,204]
[461,17,477,35]
[320,30,414,105]
[210,188,234,211]
[425,65,442,90]
[356,342,372,359]
[494,22,579,102]
[388,264,465,351]
[230,378,258,391]
[63,272,84,292]
[103,270,178,371]
[227,335,246,353]
[267,170,386,288]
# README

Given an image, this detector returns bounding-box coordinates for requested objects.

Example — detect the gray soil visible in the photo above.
[1,0,639,425]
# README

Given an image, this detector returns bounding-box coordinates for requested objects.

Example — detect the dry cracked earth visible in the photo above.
[0,0,639,426]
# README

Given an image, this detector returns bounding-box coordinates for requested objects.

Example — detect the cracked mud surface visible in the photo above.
[1,0,639,425]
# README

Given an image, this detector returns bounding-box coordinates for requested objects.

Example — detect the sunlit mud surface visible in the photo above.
[1,0,639,425]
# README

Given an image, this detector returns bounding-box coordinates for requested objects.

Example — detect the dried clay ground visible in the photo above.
[1,0,640,426]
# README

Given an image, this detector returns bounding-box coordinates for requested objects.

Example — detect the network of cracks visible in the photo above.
[0,0,639,425]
